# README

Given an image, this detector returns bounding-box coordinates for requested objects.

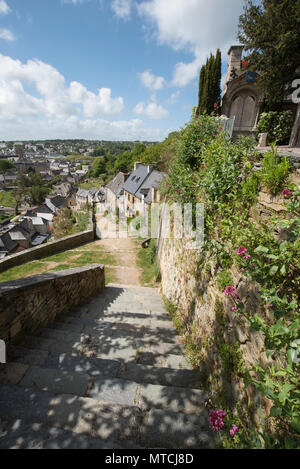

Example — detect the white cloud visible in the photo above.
[0,54,124,119]
[0,1,11,15]
[137,0,244,86]
[111,0,132,20]
[0,28,15,41]
[133,101,168,119]
[69,82,124,117]
[0,115,168,141]
[138,70,166,90]
[0,53,166,141]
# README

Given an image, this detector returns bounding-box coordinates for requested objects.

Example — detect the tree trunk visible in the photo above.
[289,103,300,147]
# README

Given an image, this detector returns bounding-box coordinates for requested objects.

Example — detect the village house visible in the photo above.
[122,163,166,217]
[76,188,98,208]
[105,172,129,213]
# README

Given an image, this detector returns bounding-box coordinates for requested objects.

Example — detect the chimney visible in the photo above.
[147,164,154,174]
[223,45,244,96]
[134,162,143,171]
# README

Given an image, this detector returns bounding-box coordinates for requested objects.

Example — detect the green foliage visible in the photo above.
[137,239,159,286]
[216,270,233,291]
[260,145,290,194]
[160,112,299,448]
[257,111,294,144]
[198,49,222,114]
[0,191,16,208]
[238,0,300,110]
[0,159,14,173]
[17,172,50,205]
[52,208,74,239]
[241,174,260,204]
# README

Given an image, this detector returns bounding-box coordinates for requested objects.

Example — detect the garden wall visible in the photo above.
[0,264,105,344]
[157,189,292,425]
[0,228,95,274]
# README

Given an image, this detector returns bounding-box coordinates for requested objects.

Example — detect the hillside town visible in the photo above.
[0,0,299,453]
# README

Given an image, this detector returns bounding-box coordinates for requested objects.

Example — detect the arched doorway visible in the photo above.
[229,90,258,134]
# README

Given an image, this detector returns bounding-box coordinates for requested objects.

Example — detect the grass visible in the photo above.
[72,210,91,233]
[0,191,16,208]
[0,261,49,282]
[137,239,160,287]
[0,241,118,283]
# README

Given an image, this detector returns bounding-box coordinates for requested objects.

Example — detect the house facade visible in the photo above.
[122,163,166,217]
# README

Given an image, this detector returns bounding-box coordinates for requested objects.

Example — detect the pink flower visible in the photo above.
[251,264,255,269]
[241,268,245,273]
[237,246,248,257]
[230,424,238,436]
[282,188,293,199]
[244,254,251,261]
[224,286,236,297]
[232,306,238,312]
[209,410,226,431]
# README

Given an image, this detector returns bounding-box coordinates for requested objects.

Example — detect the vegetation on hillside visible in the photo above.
[161,112,299,448]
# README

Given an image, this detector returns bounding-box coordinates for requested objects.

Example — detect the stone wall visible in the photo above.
[0,264,105,344]
[0,228,95,274]
[157,189,294,422]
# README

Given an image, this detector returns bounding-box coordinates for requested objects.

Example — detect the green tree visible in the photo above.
[52,208,74,239]
[0,160,15,184]
[238,0,300,110]
[17,172,50,206]
[197,50,222,115]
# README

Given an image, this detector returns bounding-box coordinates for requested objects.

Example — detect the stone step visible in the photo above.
[0,386,213,448]
[0,420,125,449]
[19,331,183,361]
[39,323,180,346]
[137,383,207,416]
[141,408,214,449]
[118,363,201,389]
[19,366,91,396]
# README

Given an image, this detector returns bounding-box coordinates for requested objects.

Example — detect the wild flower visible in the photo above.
[209,410,226,431]
[282,188,293,198]
[230,424,238,436]
[241,268,245,273]
[224,286,238,298]
[244,254,251,261]
[232,306,238,312]
[237,246,248,257]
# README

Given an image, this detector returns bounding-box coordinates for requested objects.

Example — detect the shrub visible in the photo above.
[217,270,233,291]
[257,111,294,144]
[241,174,260,204]
[260,145,290,195]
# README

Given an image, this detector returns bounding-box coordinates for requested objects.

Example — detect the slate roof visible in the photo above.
[106,172,128,196]
[48,195,67,209]
[76,189,89,198]
[0,232,18,253]
[135,170,166,204]
[122,166,150,196]
[25,204,53,216]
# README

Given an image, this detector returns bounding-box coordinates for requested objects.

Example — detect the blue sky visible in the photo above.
[0,0,248,141]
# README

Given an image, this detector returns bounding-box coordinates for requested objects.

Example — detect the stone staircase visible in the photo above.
[0,284,214,449]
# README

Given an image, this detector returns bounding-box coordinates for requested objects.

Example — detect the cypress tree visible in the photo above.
[197,49,222,115]
[198,65,206,113]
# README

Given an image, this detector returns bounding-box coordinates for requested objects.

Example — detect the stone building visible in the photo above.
[222,45,299,145]
[221,46,264,138]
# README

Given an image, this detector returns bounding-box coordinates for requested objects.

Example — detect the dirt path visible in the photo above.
[94,215,142,286]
